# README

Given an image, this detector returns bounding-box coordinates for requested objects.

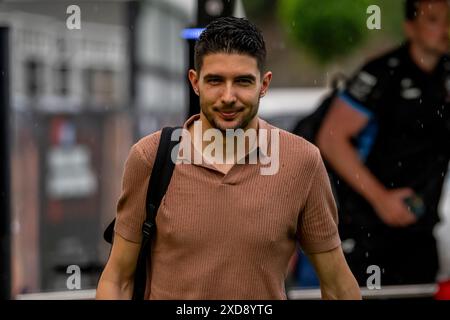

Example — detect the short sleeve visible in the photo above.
[339,60,389,118]
[114,133,161,243]
[297,150,341,254]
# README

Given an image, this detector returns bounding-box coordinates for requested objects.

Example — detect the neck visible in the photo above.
[409,42,441,73]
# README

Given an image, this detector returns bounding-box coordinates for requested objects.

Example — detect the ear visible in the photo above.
[188,69,199,96]
[260,71,273,98]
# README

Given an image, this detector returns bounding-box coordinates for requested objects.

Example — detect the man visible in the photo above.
[317,0,450,286]
[96,17,360,300]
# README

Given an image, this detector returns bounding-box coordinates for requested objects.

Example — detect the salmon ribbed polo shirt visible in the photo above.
[114,114,341,300]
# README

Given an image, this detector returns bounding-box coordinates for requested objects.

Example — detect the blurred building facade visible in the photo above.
[0,0,194,295]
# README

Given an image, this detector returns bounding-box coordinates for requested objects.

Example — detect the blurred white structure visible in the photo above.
[259,87,329,118]
[0,11,129,112]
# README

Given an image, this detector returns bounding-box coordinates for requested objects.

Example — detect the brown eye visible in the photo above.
[237,79,252,85]
[208,78,221,85]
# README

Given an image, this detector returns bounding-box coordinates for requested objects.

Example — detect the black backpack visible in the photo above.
[292,74,346,143]
[292,75,347,210]
[102,126,181,300]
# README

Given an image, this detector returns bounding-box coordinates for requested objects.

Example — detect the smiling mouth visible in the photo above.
[217,108,243,120]
[219,111,238,119]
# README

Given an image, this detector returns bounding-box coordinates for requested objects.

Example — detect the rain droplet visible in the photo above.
[367,233,371,238]
[398,162,402,168]
[365,252,369,258]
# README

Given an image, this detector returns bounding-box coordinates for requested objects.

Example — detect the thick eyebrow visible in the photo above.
[203,74,224,81]
[235,74,257,82]
[203,74,257,81]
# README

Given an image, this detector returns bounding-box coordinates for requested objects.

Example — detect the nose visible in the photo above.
[221,83,237,106]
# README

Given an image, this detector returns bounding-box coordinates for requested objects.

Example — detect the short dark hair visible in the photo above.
[405,0,448,21]
[194,17,267,74]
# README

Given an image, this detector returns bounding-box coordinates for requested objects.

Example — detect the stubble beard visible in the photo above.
[201,97,260,133]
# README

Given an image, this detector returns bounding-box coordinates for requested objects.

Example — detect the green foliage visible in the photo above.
[278,0,402,64]
[242,0,277,18]
[369,0,404,39]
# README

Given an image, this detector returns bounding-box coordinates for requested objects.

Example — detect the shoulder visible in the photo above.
[348,46,405,89]
[265,121,321,172]
[440,54,450,71]
[442,53,450,62]
[345,46,405,102]
[130,130,162,168]
[361,45,405,73]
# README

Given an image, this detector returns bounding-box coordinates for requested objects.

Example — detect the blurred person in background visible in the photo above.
[96,17,361,300]
[317,0,450,286]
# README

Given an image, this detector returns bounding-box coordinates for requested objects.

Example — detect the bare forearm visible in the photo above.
[96,233,141,300]
[321,275,362,300]
[308,248,362,300]
[318,135,385,205]
[318,252,362,300]
[96,273,133,300]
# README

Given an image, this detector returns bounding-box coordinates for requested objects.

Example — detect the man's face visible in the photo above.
[406,0,450,55]
[189,53,272,131]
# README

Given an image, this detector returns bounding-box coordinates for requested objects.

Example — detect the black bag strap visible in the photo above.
[103,127,181,244]
[132,126,181,299]
[101,126,181,300]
